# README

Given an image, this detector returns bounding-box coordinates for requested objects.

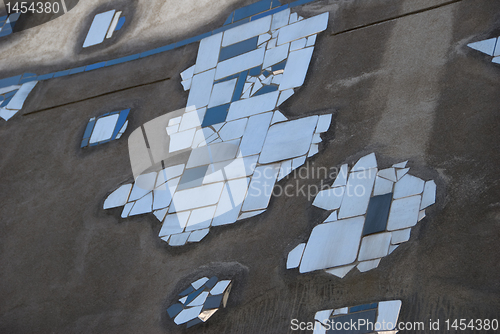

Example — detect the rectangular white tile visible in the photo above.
[83,10,115,48]
[393,174,424,199]
[239,112,273,157]
[271,8,290,31]
[262,43,289,69]
[185,205,217,231]
[169,128,196,152]
[386,195,421,231]
[215,48,265,80]
[212,177,250,226]
[159,211,191,236]
[420,180,436,209]
[106,11,122,39]
[186,69,216,110]
[222,15,272,47]
[390,228,411,244]
[195,32,223,74]
[226,91,279,121]
[277,12,329,45]
[287,243,305,269]
[6,81,37,110]
[241,164,280,211]
[179,107,206,131]
[89,114,119,144]
[338,169,377,219]
[358,232,392,261]
[219,118,248,141]
[278,47,314,91]
[208,78,237,108]
[171,182,225,212]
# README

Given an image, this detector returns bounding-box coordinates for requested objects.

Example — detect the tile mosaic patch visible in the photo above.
[312,300,402,334]
[81,109,130,147]
[287,153,436,277]
[104,9,331,246]
[167,276,232,328]
[0,13,21,38]
[83,9,126,48]
[467,36,500,64]
[0,81,37,121]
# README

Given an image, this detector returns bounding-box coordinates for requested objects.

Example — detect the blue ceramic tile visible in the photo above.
[53,70,71,78]
[0,75,21,88]
[0,15,7,21]
[202,294,223,310]
[289,0,315,8]
[36,73,55,81]
[204,276,218,289]
[223,12,234,26]
[89,142,99,147]
[253,84,278,96]
[0,28,12,37]
[85,62,106,71]
[21,73,37,79]
[19,77,36,84]
[263,70,271,76]
[83,120,96,139]
[202,104,230,127]
[176,32,212,48]
[4,90,17,99]
[219,36,258,62]
[185,288,205,305]
[212,18,250,35]
[69,66,86,75]
[111,109,130,139]
[250,4,288,21]
[362,193,392,236]
[0,95,14,108]
[349,303,378,313]
[166,303,184,318]
[233,0,272,22]
[0,95,4,103]
[80,138,89,148]
[140,44,175,58]
[106,54,140,66]
[177,165,209,191]
[327,309,377,334]
[214,73,239,84]
[248,66,261,76]
[231,70,248,102]
[186,318,203,328]
[272,61,286,71]
[179,286,195,297]
[271,0,282,8]
[115,17,126,31]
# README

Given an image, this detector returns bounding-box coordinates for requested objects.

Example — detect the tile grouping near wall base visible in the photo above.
[166,276,232,328]
[83,9,125,48]
[287,153,436,278]
[0,81,38,121]
[81,109,129,147]
[468,37,500,64]
[104,9,332,247]
[0,13,21,38]
[313,300,402,334]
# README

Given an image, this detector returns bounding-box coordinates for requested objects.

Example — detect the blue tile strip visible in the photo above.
[349,303,378,313]
[219,36,258,62]
[115,17,126,31]
[0,0,319,89]
[202,104,230,127]
[111,109,130,140]
[231,70,248,102]
[254,84,278,96]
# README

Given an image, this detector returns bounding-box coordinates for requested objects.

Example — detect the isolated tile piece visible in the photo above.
[82,109,129,147]
[362,193,392,236]
[83,10,116,48]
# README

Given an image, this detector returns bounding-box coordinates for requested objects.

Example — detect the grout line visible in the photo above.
[330,0,462,36]
[60,0,67,14]
[23,76,171,116]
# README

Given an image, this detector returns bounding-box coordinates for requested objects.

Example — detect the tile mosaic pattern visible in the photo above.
[0,81,38,121]
[81,109,129,147]
[104,9,331,246]
[287,153,436,277]
[313,300,402,334]
[166,276,232,328]
[467,36,500,64]
[83,9,125,48]
[0,13,20,38]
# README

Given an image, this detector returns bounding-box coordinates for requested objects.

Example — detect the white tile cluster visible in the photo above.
[104,10,332,246]
[287,153,436,277]
[313,300,402,334]
[83,10,124,48]
[467,37,500,64]
[166,276,232,328]
[0,82,38,121]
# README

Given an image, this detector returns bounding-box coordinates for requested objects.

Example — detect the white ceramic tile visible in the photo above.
[117,121,128,136]
[394,174,424,199]
[277,12,328,45]
[312,323,326,334]
[83,10,115,48]
[376,300,402,329]
[271,8,290,31]
[212,177,250,226]
[208,79,238,108]
[271,110,287,124]
[315,309,333,325]
[153,177,180,210]
[377,168,397,182]
[121,202,134,218]
[332,307,349,316]
[159,211,191,236]
[186,69,216,110]
[391,228,411,244]
[0,85,21,95]
[238,209,265,220]
[154,208,168,222]
[251,80,263,96]
[156,164,185,187]
[210,139,241,162]
[222,15,272,47]
[299,217,364,273]
[289,12,298,24]
[188,228,210,242]
[495,39,500,56]
[316,114,332,133]
[324,211,337,222]
[130,172,157,200]
[219,118,247,141]
[263,43,289,69]
[396,167,410,180]
[312,186,345,210]
[191,277,209,289]
[311,133,321,144]
[174,305,203,324]
[467,38,497,56]
[169,128,196,152]
[187,291,209,307]
[210,280,231,295]
[308,144,319,157]
[185,205,216,231]
[181,78,192,91]
[215,48,265,80]
[290,38,307,51]
[373,176,394,196]
[325,264,355,278]
[204,155,258,183]
[493,56,500,64]
[287,243,306,269]
[160,235,170,243]
[259,116,318,164]
[238,112,273,156]
[388,244,399,254]
[357,259,381,272]
[351,153,377,172]
[271,74,283,84]
[358,232,391,261]
[278,159,292,180]
[179,296,187,304]
[179,108,206,131]
[170,183,224,212]
[420,180,436,209]
[242,164,280,211]
[129,192,153,216]
[0,108,17,121]
[332,164,348,188]
[418,210,426,221]
[226,90,279,121]
[168,232,191,246]
[106,11,122,39]
[169,116,182,126]
[392,161,407,168]
[5,81,37,111]
[277,89,294,105]
[291,155,306,170]
[241,87,252,99]
[338,169,377,219]
[306,35,316,47]
[258,33,271,45]
[192,128,215,148]
[195,33,223,74]
[267,38,277,49]
[89,114,120,144]
[386,195,421,231]
[279,47,314,91]
[104,184,132,209]
[181,65,195,81]
[261,76,272,85]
